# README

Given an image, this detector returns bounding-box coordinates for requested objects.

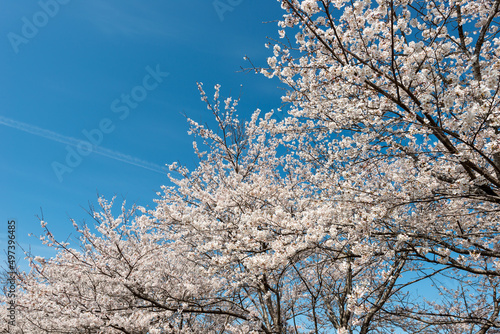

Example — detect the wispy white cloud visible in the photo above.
[0,116,167,175]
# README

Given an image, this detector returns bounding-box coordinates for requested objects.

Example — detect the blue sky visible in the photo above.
[0,0,285,267]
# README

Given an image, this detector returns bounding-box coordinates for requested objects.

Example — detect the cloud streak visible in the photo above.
[0,115,167,175]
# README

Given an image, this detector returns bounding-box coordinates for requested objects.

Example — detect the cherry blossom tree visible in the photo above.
[3,0,500,333]
[2,85,422,333]
[260,0,500,331]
